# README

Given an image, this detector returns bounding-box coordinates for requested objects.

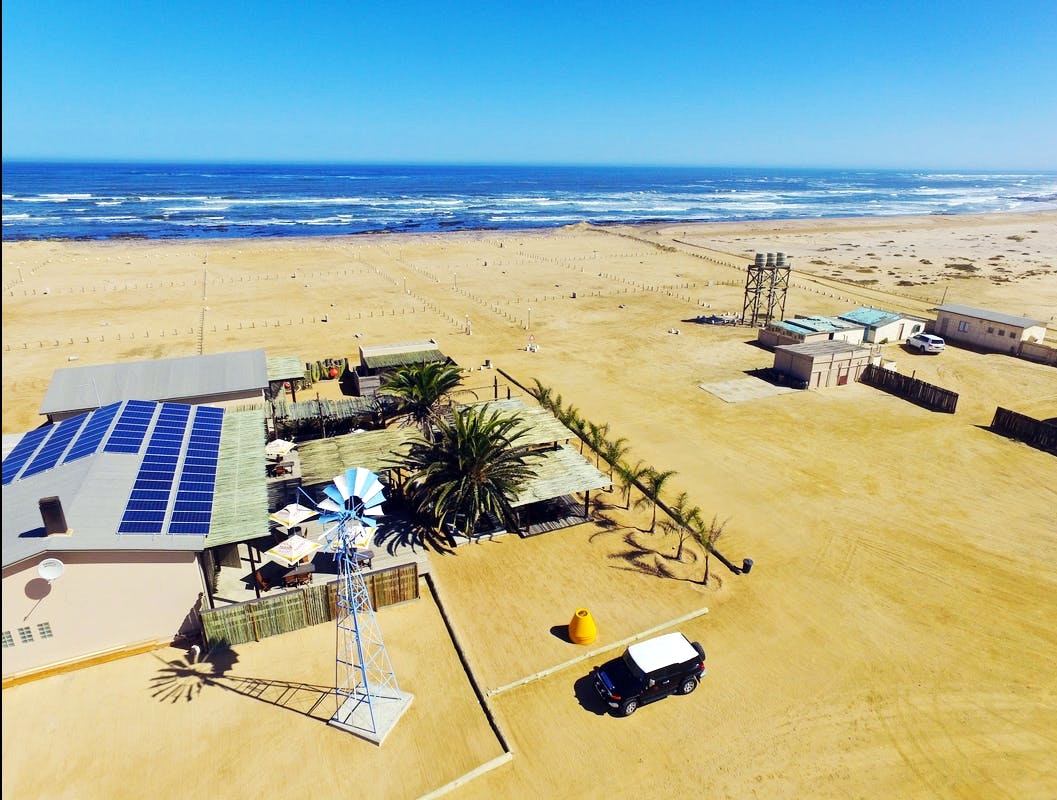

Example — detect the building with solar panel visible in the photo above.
[1,399,269,681]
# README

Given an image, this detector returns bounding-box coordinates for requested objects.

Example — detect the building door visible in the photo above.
[939,317,949,335]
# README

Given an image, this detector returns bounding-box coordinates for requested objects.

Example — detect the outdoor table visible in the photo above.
[352,548,374,569]
[283,562,315,587]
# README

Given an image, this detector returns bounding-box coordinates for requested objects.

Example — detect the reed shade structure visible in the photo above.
[269,395,376,424]
[510,445,611,507]
[204,407,271,548]
[266,354,307,389]
[461,399,610,506]
[466,398,578,447]
[298,428,423,486]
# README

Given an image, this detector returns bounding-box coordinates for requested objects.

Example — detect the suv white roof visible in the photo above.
[627,632,698,673]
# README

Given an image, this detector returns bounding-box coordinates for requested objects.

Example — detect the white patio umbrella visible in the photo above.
[265,438,297,459]
[268,503,319,530]
[263,534,322,567]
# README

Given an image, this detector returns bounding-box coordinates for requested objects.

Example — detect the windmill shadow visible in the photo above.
[149,648,335,719]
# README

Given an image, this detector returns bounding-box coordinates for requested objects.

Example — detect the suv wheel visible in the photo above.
[679,677,698,695]
[620,699,638,716]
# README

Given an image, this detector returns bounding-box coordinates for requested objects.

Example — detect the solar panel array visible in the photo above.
[168,407,224,535]
[63,402,121,463]
[2,398,226,537]
[19,415,88,479]
[1,426,53,485]
[117,404,191,534]
[104,400,156,453]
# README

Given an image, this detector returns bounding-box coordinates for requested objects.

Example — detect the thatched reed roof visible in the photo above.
[205,407,270,548]
[298,428,422,486]
[467,398,577,447]
[511,445,611,507]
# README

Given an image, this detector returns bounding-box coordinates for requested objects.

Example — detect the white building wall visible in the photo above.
[2,551,204,679]
[936,311,1043,353]
[873,318,925,344]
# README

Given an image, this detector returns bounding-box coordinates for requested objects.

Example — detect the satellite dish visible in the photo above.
[38,558,65,583]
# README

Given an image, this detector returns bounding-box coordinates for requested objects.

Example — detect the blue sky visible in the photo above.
[3,0,1056,169]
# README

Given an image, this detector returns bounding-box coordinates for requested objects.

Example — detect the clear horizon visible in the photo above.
[3,1,1056,170]
[4,158,1056,173]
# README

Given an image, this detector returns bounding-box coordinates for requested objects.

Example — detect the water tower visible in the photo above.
[741,252,791,327]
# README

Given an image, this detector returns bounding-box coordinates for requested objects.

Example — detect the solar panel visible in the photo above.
[20,415,89,479]
[1,426,53,485]
[117,403,191,535]
[63,402,121,464]
[168,406,225,535]
[104,400,157,454]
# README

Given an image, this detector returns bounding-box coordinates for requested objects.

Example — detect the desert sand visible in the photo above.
[3,211,1057,799]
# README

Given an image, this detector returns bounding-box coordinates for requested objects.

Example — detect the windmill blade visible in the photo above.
[359,482,386,508]
[322,484,347,509]
[349,467,368,498]
[362,504,385,520]
[333,471,352,502]
[318,497,345,514]
[352,466,378,500]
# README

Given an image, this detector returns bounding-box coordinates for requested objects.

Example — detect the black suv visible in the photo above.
[592,632,706,716]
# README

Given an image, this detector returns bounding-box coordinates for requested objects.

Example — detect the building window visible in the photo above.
[957,321,970,332]
[37,622,54,639]
[998,329,1006,337]
[988,327,994,333]
[18,627,34,644]
[1,631,14,649]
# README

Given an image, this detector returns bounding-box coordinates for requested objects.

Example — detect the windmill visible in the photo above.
[305,466,413,743]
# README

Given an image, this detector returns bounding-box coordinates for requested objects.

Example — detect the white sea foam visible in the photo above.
[40,193,93,201]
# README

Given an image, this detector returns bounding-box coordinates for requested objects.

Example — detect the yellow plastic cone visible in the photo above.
[568,608,597,645]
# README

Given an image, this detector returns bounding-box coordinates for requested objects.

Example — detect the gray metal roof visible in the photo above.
[935,304,1044,328]
[39,350,268,415]
[775,340,871,357]
[2,401,225,568]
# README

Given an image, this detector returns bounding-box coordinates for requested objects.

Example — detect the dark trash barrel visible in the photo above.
[741,558,754,574]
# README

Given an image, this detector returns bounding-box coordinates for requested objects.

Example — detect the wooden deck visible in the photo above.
[518,494,592,537]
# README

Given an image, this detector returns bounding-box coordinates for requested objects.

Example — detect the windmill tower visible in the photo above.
[310,466,413,744]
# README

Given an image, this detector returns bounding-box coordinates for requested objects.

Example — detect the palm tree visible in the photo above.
[660,492,703,562]
[378,361,463,441]
[635,468,678,533]
[558,405,587,453]
[616,459,651,509]
[529,377,553,411]
[602,437,630,485]
[399,406,537,539]
[694,515,729,585]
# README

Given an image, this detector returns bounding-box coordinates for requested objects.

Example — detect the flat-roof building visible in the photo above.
[934,304,1046,354]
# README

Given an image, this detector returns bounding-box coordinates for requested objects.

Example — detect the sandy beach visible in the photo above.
[3,211,1057,799]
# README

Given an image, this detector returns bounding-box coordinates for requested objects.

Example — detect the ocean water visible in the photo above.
[3,162,1056,242]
